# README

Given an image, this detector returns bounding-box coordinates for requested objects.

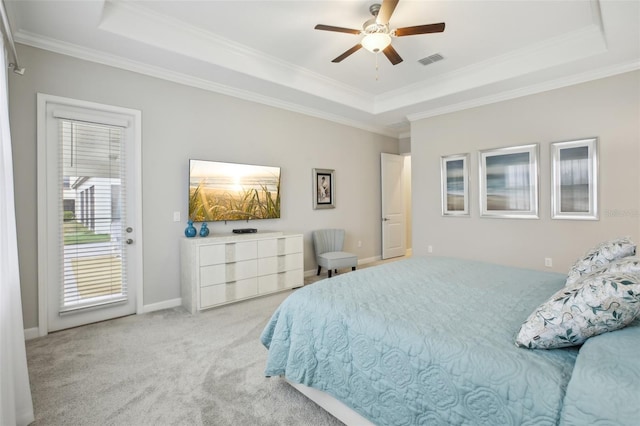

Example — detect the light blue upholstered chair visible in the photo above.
[312,229,357,278]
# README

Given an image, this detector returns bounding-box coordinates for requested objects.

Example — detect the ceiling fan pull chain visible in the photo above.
[375,53,380,81]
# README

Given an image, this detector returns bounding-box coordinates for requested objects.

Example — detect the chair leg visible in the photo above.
[328,270,332,278]
[334,269,338,274]
[317,266,321,276]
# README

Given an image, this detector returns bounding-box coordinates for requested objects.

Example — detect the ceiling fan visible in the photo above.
[314,0,445,65]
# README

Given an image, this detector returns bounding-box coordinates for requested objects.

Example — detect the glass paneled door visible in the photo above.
[39,95,141,333]
[60,120,127,313]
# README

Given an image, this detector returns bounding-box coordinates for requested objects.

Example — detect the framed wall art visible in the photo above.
[479,144,539,219]
[440,153,470,216]
[551,137,598,220]
[313,168,335,209]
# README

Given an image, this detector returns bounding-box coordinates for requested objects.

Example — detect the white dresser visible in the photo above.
[180,232,303,313]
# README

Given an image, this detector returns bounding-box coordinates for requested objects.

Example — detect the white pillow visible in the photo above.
[566,257,640,291]
[565,237,636,287]
[516,272,640,349]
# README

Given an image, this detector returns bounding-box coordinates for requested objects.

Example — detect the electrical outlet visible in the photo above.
[427,245,433,253]
[357,240,362,248]
[173,211,181,222]
[544,258,553,268]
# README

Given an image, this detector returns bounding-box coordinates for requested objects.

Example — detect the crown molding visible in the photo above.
[406,60,640,122]
[11,0,623,140]
[14,30,398,138]
[99,0,374,113]
[377,0,607,113]
[377,25,607,114]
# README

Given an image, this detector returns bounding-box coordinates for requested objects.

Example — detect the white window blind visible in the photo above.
[59,119,128,313]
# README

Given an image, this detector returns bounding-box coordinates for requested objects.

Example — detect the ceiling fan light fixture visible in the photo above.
[361,32,391,53]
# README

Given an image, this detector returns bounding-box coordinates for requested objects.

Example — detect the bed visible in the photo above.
[260,256,640,425]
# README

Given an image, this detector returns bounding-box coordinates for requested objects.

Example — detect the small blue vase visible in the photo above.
[184,220,197,238]
[199,223,209,237]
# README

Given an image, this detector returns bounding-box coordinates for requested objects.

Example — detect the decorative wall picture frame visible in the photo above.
[440,153,470,216]
[479,144,539,219]
[313,168,335,209]
[551,137,598,220]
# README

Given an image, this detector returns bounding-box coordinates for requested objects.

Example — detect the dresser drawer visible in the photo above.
[258,269,303,293]
[199,244,226,266]
[282,268,303,288]
[278,252,303,272]
[228,277,258,301]
[200,278,258,308]
[200,264,226,286]
[257,256,278,276]
[277,235,302,255]
[257,274,278,293]
[258,238,277,258]
[200,283,226,308]
[226,259,257,282]
[225,241,257,262]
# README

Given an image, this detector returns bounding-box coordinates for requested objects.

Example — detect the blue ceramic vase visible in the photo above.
[184,220,197,238]
[199,223,210,237]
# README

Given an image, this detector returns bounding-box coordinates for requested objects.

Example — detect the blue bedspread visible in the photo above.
[560,318,640,425]
[261,257,579,425]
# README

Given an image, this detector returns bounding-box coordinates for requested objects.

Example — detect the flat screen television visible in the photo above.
[189,159,281,222]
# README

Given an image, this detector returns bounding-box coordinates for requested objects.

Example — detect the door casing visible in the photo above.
[36,93,143,335]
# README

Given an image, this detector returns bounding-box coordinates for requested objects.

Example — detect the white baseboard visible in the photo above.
[24,327,40,341]
[141,298,182,314]
[358,255,382,265]
[23,299,183,341]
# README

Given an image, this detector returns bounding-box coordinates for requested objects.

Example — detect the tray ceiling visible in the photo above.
[6,0,639,137]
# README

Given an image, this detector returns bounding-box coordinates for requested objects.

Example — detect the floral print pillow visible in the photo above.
[565,237,636,287]
[516,272,640,349]
[566,257,640,291]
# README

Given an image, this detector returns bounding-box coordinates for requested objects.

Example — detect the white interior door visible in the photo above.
[37,94,142,334]
[381,153,406,259]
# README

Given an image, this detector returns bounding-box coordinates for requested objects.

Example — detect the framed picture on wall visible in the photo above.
[440,153,470,216]
[313,168,335,209]
[551,137,598,220]
[479,144,539,219]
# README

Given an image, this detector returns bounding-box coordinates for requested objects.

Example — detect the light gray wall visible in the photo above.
[412,71,640,272]
[398,137,411,154]
[9,45,398,329]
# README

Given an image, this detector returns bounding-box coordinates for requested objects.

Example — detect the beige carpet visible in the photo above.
[27,257,404,425]
[26,290,343,426]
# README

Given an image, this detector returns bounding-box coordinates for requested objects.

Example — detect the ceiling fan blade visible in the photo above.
[332,44,363,63]
[314,24,361,35]
[382,44,403,65]
[377,0,399,25]
[394,22,445,37]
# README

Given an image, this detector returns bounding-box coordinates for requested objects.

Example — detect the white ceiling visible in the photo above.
[5,0,640,137]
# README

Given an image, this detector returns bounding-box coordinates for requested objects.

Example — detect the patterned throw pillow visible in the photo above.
[515,272,640,349]
[565,237,636,287]
[566,257,640,291]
